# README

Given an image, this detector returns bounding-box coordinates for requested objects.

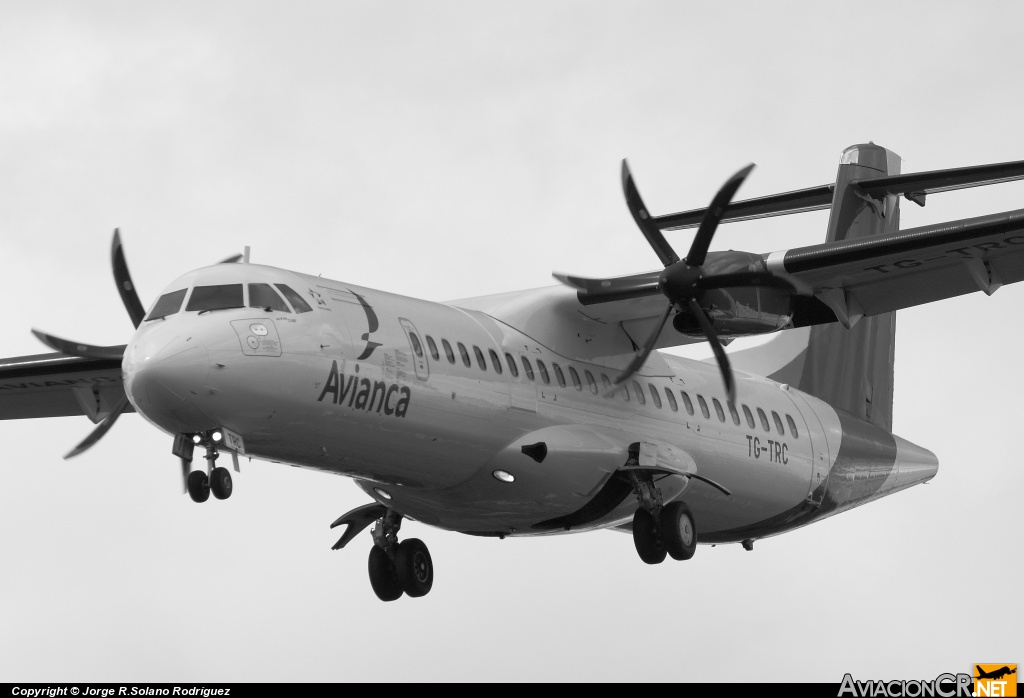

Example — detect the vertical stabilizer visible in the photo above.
[732,143,901,431]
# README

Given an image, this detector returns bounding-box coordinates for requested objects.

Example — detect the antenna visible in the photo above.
[243,246,251,264]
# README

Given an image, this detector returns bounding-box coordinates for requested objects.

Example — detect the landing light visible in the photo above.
[374,487,392,501]
[192,434,202,444]
[212,431,223,442]
[492,470,515,483]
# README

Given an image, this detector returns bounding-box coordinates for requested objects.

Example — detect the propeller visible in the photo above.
[33,230,242,461]
[609,161,796,406]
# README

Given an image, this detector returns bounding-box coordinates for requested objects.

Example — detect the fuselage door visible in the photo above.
[398,318,429,381]
[782,389,831,506]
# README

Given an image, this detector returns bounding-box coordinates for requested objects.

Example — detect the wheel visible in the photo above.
[395,538,433,598]
[632,508,666,564]
[661,501,697,561]
[368,545,403,602]
[210,467,233,500]
[187,470,210,503]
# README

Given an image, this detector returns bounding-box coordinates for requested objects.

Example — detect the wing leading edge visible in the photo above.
[0,349,128,421]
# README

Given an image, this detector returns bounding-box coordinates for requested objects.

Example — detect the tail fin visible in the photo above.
[732,143,901,431]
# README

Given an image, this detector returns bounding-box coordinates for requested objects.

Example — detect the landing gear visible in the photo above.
[178,431,236,503]
[332,504,435,602]
[187,470,210,503]
[627,468,698,565]
[210,467,233,500]
[661,501,697,561]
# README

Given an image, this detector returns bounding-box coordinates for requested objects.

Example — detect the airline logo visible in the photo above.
[974,665,1017,697]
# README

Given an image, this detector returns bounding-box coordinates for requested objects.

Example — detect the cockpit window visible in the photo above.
[146,289,187,321]
[248,283,290,312]
[186,284,244,312]
[275,284,313,313]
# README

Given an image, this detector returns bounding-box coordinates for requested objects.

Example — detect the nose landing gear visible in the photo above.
[175,431,236,504]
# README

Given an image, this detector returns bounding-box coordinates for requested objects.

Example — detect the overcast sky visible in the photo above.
[1,0,1021,683]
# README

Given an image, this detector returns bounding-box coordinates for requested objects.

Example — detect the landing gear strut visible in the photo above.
[627,470,698,565]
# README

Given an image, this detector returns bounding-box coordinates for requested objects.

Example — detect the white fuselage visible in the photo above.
[122,263,938,543]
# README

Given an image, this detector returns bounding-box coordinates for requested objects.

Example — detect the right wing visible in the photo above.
[0,350,128,422]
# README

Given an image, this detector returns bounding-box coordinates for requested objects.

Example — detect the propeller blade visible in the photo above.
[622,160,680,267]
[111,229,147,329]
[609,301,674,392]
[686,164,755,267]
[697,270,797,293]
[687,297,736,407]
[31,330,126,361]
[64,393,130,459]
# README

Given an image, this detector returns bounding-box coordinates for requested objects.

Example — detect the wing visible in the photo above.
[0,350,128,422]
[771,208,1024,327]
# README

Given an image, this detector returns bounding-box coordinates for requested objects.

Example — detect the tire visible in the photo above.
[632,508,666,564]
[368,545,403,602]
[210,467,233,500]
[187,470,210,503]
[661,501,697,561]
[395,538,433,598]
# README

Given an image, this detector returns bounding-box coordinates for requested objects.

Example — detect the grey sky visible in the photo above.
[0,1,1020,682]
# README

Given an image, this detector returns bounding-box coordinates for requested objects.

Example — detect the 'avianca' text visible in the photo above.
[317,360,411,417]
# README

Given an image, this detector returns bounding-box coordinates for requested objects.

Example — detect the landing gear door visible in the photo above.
[398,318,429,381]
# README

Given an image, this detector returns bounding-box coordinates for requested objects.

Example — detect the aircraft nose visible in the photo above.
[123,328,214,434]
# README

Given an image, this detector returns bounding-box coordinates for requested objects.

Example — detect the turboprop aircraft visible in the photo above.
[3,142,1024,602]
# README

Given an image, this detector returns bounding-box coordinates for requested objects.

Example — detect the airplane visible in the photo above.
[976,667,1017,681]
[3,141,1024,602]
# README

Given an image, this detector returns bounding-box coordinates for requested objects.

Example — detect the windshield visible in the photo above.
[145,289,187,321]
[186,284,244,312]
[248,283,290,312]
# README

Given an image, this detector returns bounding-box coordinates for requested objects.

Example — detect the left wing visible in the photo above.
[0,350,128,422]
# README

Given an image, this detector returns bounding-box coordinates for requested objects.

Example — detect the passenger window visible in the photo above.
[489,349,503,374]
[621,385,631,402]
[553,363,566,387]
[473,346,486,370]
[601,374,613,394]
[504,352,519,377]
[681,391,694,415]
[786,414,800,439]
[457,342,471,367]
[187,284,243,312]
[146,289,187,321]
[585,370,598,394]
[712,398,726,422]
[248,283,290,312]
[757,407,770,432]
[569,367,582,390]
[772,410,785,435]
[442,339,455,364]
[664,388,678,412]
[728,402,741,426]
[409,333,424,357]
[742,405,755,429]
[274,284,313,313]
[426,336,439,360]
[632,381,645,404]
[697,395,710,419]
[521,357,535,380]
[648,384,662,408]
[537,360,550,384]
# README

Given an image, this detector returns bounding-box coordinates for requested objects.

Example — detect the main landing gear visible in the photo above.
[175,432,236,504]
[628,470,698,565]
[330,504,435,602]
